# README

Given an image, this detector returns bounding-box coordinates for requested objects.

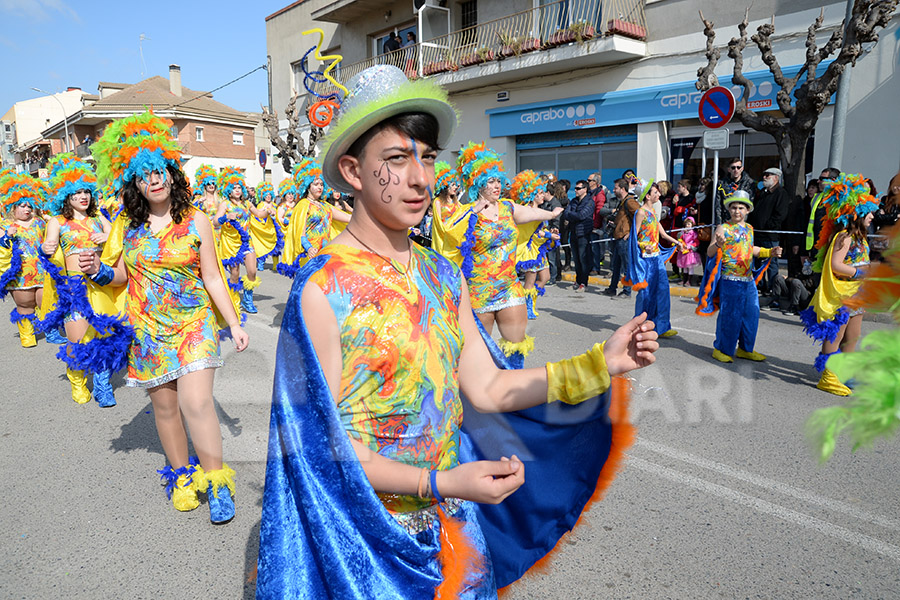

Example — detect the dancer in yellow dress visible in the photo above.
[250,181,283,270]
[0,172,49,348]
[195,164,219,223]
[216,167,267,313]
[511,170,558,320]
[800,173,879,396]
[41,154,123,406]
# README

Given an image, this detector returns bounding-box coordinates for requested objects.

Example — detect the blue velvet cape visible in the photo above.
[257,253,625,598]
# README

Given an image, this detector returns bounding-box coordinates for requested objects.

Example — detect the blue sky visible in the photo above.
[0,0,292,114]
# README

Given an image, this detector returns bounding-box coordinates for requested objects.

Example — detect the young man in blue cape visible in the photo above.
[256,64,661,599]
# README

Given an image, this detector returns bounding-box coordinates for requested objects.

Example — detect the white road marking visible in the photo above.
[668,326,715,337]
[635,438,900,532]
[629,456,900,562]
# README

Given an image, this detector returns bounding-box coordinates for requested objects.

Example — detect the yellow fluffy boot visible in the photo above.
[66,368,92,404]
[816,369,851,396]
[15,315,37,348]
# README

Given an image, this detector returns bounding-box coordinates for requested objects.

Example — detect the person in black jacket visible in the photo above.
[563,179,595,291]
[749,167,790,294]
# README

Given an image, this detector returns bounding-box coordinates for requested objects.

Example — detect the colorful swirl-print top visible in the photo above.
[56,215,104,257]
[637,208,660,255]
[309,243,465,512]
[200,196,219,226]
[844,236,869,268]
[3,218,45,289]
[222,198,250,228]
[720,222,754,278]
[304,199,333,253]
[468,200,523,310]
[122,209,220,385]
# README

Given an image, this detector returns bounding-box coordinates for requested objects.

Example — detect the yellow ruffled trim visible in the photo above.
[198,463,236,498]
[243,277,261,291]
[523,286,538,300]
[498,335,535,357]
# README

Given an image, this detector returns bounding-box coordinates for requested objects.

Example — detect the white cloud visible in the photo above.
[0,0,81,23]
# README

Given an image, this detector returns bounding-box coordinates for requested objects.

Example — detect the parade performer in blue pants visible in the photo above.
[624,180,684,338]
[696,190,780,363]
[256,63,660,599]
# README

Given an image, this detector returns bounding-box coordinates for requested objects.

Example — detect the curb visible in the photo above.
[558,272,700,297]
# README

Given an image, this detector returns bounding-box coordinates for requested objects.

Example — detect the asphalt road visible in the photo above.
[1,269,897,599]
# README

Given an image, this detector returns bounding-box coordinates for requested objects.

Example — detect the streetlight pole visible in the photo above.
[31,87,70,152]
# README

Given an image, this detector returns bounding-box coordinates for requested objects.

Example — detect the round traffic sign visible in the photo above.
[698,86,735,129]
[259,149,267,168]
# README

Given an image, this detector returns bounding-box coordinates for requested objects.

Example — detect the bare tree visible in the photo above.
[696,1,898,197]
[261,94,324,174]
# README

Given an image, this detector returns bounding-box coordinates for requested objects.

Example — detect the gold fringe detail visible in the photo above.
[498,335,535,358]
[523,286,538,300]
[243,277,261,291]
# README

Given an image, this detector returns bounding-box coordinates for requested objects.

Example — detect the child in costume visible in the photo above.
[625,180,685,339]
[511,170,558,320]
[257,63,659,600]
[695,190,781,363]
[249,181,284,271]
[83,111,249,523]
[0,172,49,348]
[456,142,562,367]
[799,174,878,396]
[216,167,266,313]
[676,216,701,286]
[41,154,125,406]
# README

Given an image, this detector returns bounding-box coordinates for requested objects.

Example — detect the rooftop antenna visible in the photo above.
[139,33,151,77]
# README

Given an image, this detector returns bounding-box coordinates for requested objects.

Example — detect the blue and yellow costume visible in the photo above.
[37,154,131,406]
[276,158,332,277]
[511,169,554,320]
[0,172,50,348]
[249,182,284,269]
[216,166,258,311]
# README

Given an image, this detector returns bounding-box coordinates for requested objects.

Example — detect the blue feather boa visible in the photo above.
[0,237,23,298]
[220,218,251,269]
[800,306,850,343]
[227,277,244,293]
[814,349,842,373]
[9,307,34,324]
[35,252,71,333]
[516,229,555,272]
[459,212,478,279]
[37,252,133,374]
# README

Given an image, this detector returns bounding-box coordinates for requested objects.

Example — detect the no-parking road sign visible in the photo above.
[698,86,735,129]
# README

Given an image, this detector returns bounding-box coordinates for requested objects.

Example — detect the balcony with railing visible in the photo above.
[314,0,647,96]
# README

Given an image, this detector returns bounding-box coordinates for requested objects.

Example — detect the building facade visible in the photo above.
[265,0,899,195]
[40,66,265,187]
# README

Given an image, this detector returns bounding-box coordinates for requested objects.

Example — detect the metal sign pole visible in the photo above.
[711,149,720,229]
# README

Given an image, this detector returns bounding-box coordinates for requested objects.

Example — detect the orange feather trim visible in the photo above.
[435,504,486,600]
[498,376,636,597]
[696,248,722,315]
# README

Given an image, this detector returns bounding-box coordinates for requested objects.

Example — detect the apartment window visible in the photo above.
[291,56,309,95]
[233,131,244,146]
[169,125,179,139]
[196,126,204,142]
[460,1,477,29]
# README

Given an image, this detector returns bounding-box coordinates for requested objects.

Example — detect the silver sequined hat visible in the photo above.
[320,65,458,194]
[724,189,754,212]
